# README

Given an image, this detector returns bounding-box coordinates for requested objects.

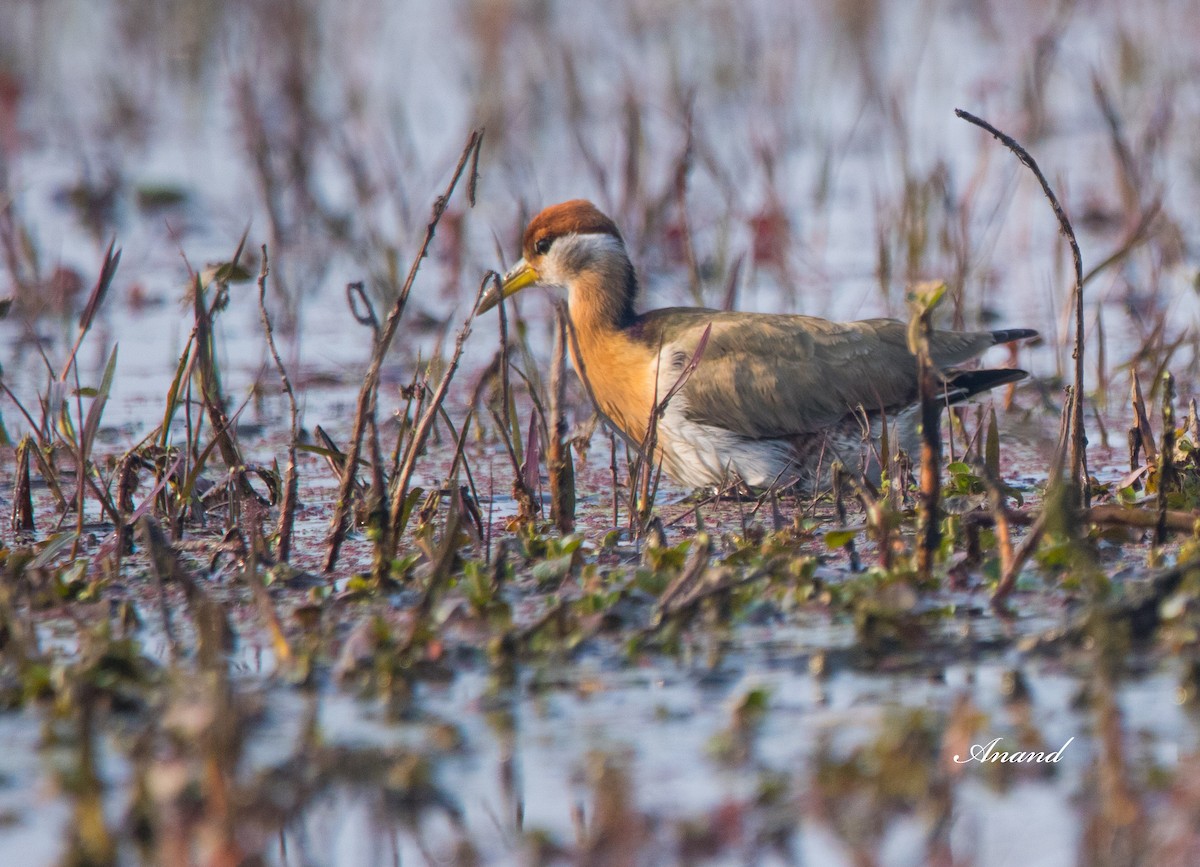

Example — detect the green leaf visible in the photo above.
[824,529,859,548]
[531,553,576,584]
[202,261,254,285]
[81,344,118,456]
[180,399,248,502]
[554,534,584,556]
[905,280,948,310]
[29,532,80,570]
[394,487,425,541]
[344,574,375,595]
[135,184,188,210]
[985,406,1000,477]
[159,342,193,448]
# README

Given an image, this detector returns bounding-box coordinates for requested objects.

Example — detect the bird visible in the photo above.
[478,199,1036,491]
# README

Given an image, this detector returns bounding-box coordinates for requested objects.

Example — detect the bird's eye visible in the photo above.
[534,237,552,256]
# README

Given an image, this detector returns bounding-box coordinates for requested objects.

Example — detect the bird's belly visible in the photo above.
[657,425,797,488]
[656,410,900,491]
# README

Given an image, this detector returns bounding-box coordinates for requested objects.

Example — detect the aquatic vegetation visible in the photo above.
[2,0,1200,863]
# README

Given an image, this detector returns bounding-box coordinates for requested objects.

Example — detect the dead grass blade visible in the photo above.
[1130,371,1158,465]
[59,239,121,383]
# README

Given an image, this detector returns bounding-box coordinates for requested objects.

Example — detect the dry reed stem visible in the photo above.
[493,288,541,524]
[192,269,257,504]
[400,493,462,655]
[0,381,42,443]
[366,411,390,584]
[255,246,300,561]
[1082,198,1161,289]
[548,304,575,533]
[323,129,482,572]
[629,323,712,533]
[439,404,480,505]
[11,434,34,532]
[1130,371,1158,463]
[1095,306,1109,414]
[494,277,518,466]
[993,386,1076,605]
[908,287,942,580]
[967,505,1200,536]
[385,277,488,556]
[241,537,293,669]
[1157,373,1178,547]
[955,108,1087,503]
[990,508,1046,607]
[975,440,1015,581]
[115,452,139,556]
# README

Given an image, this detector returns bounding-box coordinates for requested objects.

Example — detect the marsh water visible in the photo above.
[3,0,1200,864]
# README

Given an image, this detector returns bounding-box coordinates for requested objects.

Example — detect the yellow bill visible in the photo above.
[477,258,540,313]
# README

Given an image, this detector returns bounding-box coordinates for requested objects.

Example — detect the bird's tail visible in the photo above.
[989,328,1039,345]
[941,368,1028,404]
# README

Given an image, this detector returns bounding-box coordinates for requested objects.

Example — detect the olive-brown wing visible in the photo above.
[635,310,997,439]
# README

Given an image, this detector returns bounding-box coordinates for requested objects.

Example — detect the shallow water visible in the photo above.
[3,0,1200,864]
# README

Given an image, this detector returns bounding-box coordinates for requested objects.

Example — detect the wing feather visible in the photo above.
[634,309,1004,438]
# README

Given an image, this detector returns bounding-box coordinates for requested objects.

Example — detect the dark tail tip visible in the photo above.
[990,328,1039,344]
[944,368,1028,403]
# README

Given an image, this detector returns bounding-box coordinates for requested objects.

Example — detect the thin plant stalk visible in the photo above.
[385,278,489,556]
[11,434,34,532]
[955,108,1087,504]
[1156,373,1177,548]
[548,304,575,533]
[907,283,944,580]
[255,246,300,561]
[323,129,482,572]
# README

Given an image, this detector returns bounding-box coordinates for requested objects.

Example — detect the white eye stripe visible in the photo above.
[552,232,624,259]
[535,231,629,290]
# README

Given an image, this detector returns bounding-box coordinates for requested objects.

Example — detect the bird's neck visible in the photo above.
[565,256,655,443]
[566,255,638,337]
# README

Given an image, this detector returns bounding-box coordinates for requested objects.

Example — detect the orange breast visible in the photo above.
[570,328,657,446]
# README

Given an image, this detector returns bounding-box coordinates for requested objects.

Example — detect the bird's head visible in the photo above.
[479,200,635,322]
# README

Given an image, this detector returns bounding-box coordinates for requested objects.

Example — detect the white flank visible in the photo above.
[652,343,917,489]
[657,401,799,487]
[653,345,799,488]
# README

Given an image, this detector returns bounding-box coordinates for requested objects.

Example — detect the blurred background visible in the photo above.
[1,0,1198,438]
[3,2,1200,864]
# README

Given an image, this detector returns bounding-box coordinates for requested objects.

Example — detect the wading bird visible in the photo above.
[479,200,1036,491]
